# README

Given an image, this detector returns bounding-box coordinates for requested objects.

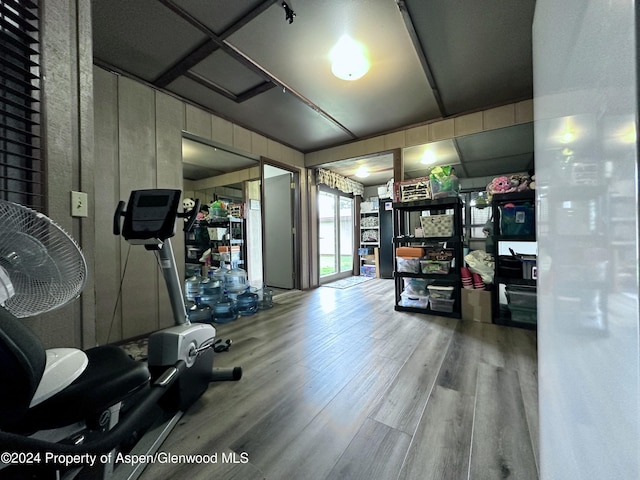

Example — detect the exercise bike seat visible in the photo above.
[0,309,150,434]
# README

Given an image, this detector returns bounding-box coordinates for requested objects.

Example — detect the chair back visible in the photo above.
[0,309,46,427]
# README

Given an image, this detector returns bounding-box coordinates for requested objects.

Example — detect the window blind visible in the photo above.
[0,0,43,211]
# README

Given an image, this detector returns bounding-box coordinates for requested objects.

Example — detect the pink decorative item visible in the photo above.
[491,176,513,193]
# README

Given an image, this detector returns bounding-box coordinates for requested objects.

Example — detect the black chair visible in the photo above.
[0,307,150,436]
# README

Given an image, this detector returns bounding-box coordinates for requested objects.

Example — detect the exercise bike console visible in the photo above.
[118,189,182,245]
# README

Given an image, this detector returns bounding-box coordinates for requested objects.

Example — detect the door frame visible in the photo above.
[261,157,301,290]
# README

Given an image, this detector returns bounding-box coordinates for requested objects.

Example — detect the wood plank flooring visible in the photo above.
[138,279,538,480]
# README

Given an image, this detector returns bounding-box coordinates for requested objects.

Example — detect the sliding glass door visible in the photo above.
[318,188,354,283]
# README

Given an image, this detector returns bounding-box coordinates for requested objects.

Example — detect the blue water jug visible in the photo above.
[212,292,237,324]
[236,288,258,316]
[198,276,222,306]
[224,262,247,294]
[187,296,212,323]
[259,284,274,310]
[184,274,202,302]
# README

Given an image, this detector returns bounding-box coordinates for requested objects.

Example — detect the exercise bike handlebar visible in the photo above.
[0,361,187,455]
[113,200,126,236]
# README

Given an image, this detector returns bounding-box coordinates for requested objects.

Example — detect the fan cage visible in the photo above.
[0,200,87,318]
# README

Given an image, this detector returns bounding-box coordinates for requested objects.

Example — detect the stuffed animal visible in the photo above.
[491,176,512,193]
[486,176,513,201]
[486,174,533,201]
[183,197,195,213]
[510,173,531,192]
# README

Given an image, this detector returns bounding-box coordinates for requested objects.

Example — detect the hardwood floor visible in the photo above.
[139,278,538,480]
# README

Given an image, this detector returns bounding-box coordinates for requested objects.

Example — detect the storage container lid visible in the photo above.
[401,291,429,300]
[505,284,537,294]
[427,285,454,291]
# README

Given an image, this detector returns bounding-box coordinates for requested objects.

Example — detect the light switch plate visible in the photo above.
[70,191,88,217]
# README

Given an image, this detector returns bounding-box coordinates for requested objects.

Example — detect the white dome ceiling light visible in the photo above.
[330,35,370,81]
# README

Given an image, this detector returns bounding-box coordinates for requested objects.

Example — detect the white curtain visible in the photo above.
[316,168,364,196]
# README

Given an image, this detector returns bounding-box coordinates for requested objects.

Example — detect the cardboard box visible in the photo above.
[461,289,492,323]
[395,247,425,257]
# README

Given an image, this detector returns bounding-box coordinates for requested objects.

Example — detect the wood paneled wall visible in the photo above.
[94,71,177,343]
[93,67,307,343]
[28,0,95,350]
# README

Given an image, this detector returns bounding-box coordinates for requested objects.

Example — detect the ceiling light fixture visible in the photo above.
[420,150,436,165]
[355,166,370,178]
[330,35,370,81]
[618,123,637,144]
[560,131,575,144]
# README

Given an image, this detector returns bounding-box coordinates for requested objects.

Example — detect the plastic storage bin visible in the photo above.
[360,265,377,277]
[400,292,429,309]
[521,256,537,279]
[430,175,460,199]
[500,204,535,236]
[420,260,451,274]
[403,278,429,295]
[507,305,537,324]
[429,297,455,313]
[505,285,537,309]
[497,256,522,279]
[427,285,454,299]
[396,257,420,273]
[207,227,227,240]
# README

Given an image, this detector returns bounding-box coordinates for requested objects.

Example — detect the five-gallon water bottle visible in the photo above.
[187,296,212,323]
[259,284,274,310]
[184,274,203,303]
[224,261,247,294]
[236,287,258,316]
[198,274,222,307]
[211,267,227,290]
[211,291,237,324]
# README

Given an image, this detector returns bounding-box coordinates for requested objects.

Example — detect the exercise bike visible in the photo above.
[0,189,241,479]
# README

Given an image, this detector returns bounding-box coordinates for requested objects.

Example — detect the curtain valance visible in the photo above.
[316,168,364,196]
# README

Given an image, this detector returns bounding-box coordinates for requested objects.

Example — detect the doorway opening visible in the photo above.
[262,162,299,292]
[318,187,354,284]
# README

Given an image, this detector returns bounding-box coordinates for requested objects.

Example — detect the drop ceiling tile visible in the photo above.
[226,0,440,138]
[173,0,269,36]
[462,153,533,178]
[404,0,535,115]
[92,0,208,81]
[456,123,534,162]
[168,76,354,151]
[190,49,267,95]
